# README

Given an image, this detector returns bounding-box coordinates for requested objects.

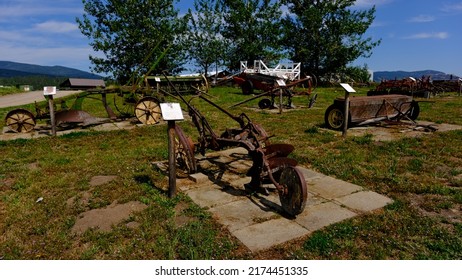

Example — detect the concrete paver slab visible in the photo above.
[185,185,244,209]
[232,217,308,252]
[209,199,278,232]
[295,202,358,232]
[307,176,363,199]
[176,147,394,252]
[335,191,393,212]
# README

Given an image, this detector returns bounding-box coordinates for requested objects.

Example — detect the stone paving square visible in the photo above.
[307,175,363,199]
[335,191,393,212]
[176,147,394,252]
[232,218,308,252]
[294,202,358,232]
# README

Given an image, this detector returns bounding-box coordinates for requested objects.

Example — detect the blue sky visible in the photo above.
[0,0,461,76]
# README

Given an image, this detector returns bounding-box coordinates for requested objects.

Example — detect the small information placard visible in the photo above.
[276,79,286,87]
[155,77,161,82]
[340,83,356,93]
[43,86,57,95]
[160,103,184,121]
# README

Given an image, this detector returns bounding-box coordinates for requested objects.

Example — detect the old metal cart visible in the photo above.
[324,94,420,130]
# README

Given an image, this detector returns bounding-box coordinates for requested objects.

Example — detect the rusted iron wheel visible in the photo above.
[279,166,307,217]
[258,98,272,109]
[135,97,161,125]
[174,125,197,176]
[241,80,254,95]
[5,108,36,133]
[324,104,349,130]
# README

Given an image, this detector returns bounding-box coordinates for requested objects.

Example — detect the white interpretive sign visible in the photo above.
[43,86,57,95]
[340,83,356,93]
[276,79,286,87]
[160,103,184,121]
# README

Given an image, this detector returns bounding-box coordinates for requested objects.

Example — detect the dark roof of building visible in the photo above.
[60,78,106,88]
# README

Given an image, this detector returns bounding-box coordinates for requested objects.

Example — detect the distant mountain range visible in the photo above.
[373,70,459,82]
[1,60,459,83]
[0,61,103,79]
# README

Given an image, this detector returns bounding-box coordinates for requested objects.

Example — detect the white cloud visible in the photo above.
[408,15,435,23]
[34,21,79,33]
[441,2,462,12]
[404,32,449,39]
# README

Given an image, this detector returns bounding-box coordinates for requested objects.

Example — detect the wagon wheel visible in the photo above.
[5,109,36,133]
[278,166,307,217]
[113,92,137,118]
[174,125,197,176]
[324,104,350,130]
[135,97,161,125]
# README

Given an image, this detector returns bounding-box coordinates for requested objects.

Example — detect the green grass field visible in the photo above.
[1,85,461,259]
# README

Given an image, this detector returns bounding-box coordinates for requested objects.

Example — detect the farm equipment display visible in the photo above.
[4,75,208,133]
[233,60,302,95]
[162,73,307,217]
[230,60,315,110]
[367,76,432,98]
[325,94,420,130]
[368,76,461,97]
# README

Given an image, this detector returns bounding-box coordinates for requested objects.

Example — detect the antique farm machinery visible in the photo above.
[4,75,208,133]
[162,73,307,216]
[231,60,315,110]
[324,94,420,130]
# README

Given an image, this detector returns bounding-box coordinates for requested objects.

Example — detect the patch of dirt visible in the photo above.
[408,193,462,225]
[174,201,198,227]
[346,121,462,141]
[71,201,147,234]
[89,175,118,187]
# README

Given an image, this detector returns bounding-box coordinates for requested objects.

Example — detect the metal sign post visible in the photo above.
[276,79,286,114]
[160,103,184,198]
[43,86,57,136]
[339,83,356,138]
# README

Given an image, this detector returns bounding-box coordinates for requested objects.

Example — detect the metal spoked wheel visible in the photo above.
[278,166,307,217]
[113,92,137,118]
[5,109,36,133]
[174,125,197,176]
[135,97,161,125]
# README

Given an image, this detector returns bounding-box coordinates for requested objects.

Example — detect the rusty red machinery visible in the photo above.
[162,73,307,217]
[367,76,432,98]
[325,94,420,130]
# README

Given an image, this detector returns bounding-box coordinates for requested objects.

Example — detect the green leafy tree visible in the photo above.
[184,0,229,77]
[220,0,284,70]
[77,0,188,84]
[282,0,381,76]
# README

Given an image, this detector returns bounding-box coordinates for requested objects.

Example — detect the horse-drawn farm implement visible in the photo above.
[161,73,307,217]
[3,75,208,133]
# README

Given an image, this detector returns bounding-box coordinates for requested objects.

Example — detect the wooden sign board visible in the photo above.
[160,103,184,121]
